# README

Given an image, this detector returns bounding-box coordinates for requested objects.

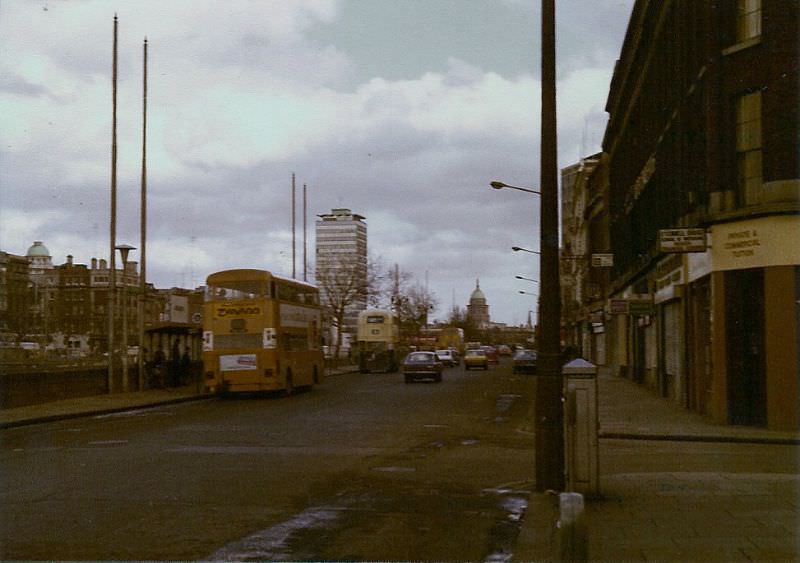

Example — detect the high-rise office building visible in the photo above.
[315,208,367,334]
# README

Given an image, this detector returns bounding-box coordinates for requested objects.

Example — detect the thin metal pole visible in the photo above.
[535,0,564,491]
[121,262,129,391]
[292,173,296,279]
[138,37,148,390]
[303,184,307,282]
[108,14,118,394]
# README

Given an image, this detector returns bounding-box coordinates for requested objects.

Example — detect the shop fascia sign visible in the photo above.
[608,298,655,316]
[657,228,707,253]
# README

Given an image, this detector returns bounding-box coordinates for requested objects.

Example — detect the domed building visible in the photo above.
[26,241,53,273]
[467,279,490,329]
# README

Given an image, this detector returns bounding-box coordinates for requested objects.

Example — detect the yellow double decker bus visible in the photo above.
[202,269,323,395]
[357,309,400,373]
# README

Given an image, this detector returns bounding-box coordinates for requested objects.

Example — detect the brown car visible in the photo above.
[403,351,443,383]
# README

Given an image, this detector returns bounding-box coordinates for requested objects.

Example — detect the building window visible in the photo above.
[737,0,761,42]
[736,91,762,205]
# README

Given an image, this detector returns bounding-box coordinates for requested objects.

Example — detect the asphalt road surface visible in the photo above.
[0,359,539,561]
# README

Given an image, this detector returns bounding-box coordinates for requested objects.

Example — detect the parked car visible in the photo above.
[463,348,489,370]
[402,351,443,383]
[512,349,538,374]
[482,345,499,364]
[497,344,512,357]
[435,349,456,367]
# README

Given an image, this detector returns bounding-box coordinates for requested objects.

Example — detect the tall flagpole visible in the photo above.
[108,14,118,394]
[292,173,296,279]
[303,184,308,282]
[138,37,148,390]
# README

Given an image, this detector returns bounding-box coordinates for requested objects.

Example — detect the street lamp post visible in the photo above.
[490,181,541,195]
[116,244,135,392]
[537,0,564,491]
[512,246,540,255]
[489,0,562,492]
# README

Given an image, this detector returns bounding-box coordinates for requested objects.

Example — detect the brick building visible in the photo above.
[598,0,798,430]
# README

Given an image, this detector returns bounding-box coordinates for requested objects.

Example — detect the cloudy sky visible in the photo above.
[1,0,633,326]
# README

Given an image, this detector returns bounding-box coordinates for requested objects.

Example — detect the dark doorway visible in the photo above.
[725,269,766,426]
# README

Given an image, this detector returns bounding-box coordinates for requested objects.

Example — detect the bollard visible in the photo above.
[557,492,587,562]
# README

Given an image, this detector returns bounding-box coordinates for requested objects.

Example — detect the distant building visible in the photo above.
[315,208,368,335]
[467,279,490,329]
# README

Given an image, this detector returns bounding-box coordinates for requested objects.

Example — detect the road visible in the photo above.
[0,358,539,561]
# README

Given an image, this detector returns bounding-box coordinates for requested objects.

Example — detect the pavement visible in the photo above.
[2,364,798,561]
[514,368,800,562]
[0,364,359,429]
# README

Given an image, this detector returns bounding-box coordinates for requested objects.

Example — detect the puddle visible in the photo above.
[460,438,480,446]
[93,408,173,419]
[87,440,129,446]
[482,488,530,563]
[208,506,342,561]
[168,445,267,455]
[371,466,417,473]
[495,394,522,413]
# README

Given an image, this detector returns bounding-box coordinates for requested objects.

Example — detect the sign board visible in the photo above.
[609,299,629,315]
[591,253,614,267]
[658,228,707,253]
[263,328,277,349]
[609,299,655,315]
[628,299,655,316]
[712,215,800,272]
[219,354,257,371]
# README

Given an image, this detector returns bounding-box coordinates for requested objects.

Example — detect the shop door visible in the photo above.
[725,269,766,426]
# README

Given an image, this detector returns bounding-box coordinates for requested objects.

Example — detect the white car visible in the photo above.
[435,349,456,367]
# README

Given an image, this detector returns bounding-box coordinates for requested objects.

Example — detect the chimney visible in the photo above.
[92,258,98,269]
[67,255,73,266]
[100,259,107,270]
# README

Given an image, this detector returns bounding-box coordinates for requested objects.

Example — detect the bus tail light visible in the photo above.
[205,371,215,380]
[264,369,274,378]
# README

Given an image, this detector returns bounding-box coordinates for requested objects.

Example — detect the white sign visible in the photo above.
[203,331,213,352]
[169,294,190,323]
[712,216,800,271]
[591,253,614,267]
[263,328,277,349]
[219,354,257,371]
[658,228,707,253]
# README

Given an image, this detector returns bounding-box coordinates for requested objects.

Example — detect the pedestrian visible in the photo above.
[180,347,191,386]
[170,340,181,386]
[152,347,166,388]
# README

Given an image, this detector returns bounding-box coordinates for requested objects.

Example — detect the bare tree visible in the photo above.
[395,282,439,338]
[315,256,366,360]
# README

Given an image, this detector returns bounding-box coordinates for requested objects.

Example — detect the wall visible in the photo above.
[764,266,799,430]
